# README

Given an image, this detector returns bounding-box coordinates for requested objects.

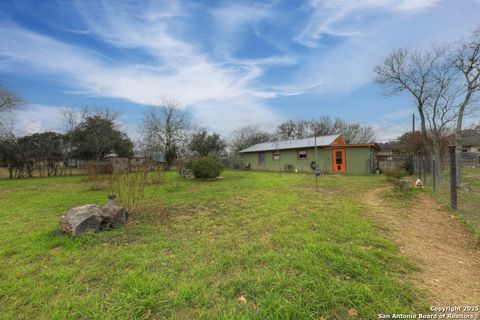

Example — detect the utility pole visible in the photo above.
[412,113,415,133]
[275,136,281,177]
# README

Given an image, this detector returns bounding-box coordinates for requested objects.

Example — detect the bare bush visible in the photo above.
[84,162,110,190]
[109,161,165,216]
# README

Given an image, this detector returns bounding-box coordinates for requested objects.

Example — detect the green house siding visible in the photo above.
[344,147,373,174]
[242,146,374,174]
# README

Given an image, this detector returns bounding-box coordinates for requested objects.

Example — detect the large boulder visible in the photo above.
[60,195,128,236]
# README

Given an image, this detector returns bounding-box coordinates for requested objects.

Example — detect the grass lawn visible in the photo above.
[0,170,427,319]
[431,166,480,234]
[458,167,480,234]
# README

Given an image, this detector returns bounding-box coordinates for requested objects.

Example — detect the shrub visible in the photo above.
[383,168,408,181]
[189,157,223,179]
[393,179,411,192]
[108,161,165,217]
[403,155,414,175]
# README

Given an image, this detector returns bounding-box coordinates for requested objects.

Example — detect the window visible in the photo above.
[298,150,307,160]
[258,152,266,165]
[273,150,280,160]
[335,151,343,165]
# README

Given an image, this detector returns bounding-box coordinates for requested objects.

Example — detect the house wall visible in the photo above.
[465,146,480,153]
[344,147,373,174]
[241,146,374,174]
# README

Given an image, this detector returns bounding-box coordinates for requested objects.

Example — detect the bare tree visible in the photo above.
[275,117,375,143]
[308,116,336,136]
[327,118,376,143]
[229,125,271,154]
[275,120,309,140]
[424,57,459,171]
[61,107,84,134]
[0,84,23,114]
[0,84,23,140]
[0,85,23,175]
[277,117,376,143]
[375,48,449,156]
[452,26,480,180]
[140,99,191,166]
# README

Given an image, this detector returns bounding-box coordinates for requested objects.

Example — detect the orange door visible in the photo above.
[332,149,346,173]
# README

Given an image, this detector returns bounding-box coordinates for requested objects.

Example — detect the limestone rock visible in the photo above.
[60,195,128,236]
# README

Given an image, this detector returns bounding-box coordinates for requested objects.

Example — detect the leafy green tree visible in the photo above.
[0,136,24,178]
[17,132,65,177]
[189,130,226,158]
[70,115,133,160]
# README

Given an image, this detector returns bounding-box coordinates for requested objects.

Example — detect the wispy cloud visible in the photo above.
[1,0,479,139]
[0,0,287,132]
[296,0,441,47]
[282,0,480,97]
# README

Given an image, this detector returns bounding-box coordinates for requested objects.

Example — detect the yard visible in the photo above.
[0,170,476,319]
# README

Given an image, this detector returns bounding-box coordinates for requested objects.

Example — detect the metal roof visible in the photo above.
[239,135,341,153]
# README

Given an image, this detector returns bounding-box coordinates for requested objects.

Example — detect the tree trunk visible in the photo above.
[7,160,13,179]
[454,100,468,185]
[417,103,431,155]
[434,143,442,178]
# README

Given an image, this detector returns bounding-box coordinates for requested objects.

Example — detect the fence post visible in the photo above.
[449,146,457,210]
[417,154,421,179]
[432,155,436,192]
[422,155,426,186]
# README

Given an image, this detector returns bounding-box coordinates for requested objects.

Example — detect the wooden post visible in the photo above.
[432,155,436,192]
[422,155,426,187]
[449,146,457,210]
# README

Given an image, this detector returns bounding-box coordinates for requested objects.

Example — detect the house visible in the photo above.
[461,129,480,153]
[239,135,380,174]
[99,151,167,173]
[377,147,394,161]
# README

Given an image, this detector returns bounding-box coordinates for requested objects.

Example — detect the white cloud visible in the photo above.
[211,3,271,31]
[296,0,441,47]
[0,7,284,133]
[13,104,65,136]
[192,97,284,134]
[284,0,480,96]
[1,0,479,140]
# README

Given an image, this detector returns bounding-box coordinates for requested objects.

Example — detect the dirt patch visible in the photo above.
[363,187,480,305]
[49,246,62,255]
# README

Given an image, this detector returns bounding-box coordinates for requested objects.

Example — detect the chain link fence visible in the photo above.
[413,148,480,234]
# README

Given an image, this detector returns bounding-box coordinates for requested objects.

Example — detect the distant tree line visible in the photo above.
[0,104,134,178]
[0,85,380,178]
[228,117,376,155]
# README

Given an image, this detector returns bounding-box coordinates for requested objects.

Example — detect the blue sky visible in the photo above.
[1,0,479,141]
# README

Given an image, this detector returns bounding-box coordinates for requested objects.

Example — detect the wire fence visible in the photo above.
[413,148,480,234]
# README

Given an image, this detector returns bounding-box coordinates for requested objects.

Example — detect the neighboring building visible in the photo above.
[239,135,380,174]
[377,147,394,161]
[461,130,480,153]
[105,151,166,173]
[75,151,167,174]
